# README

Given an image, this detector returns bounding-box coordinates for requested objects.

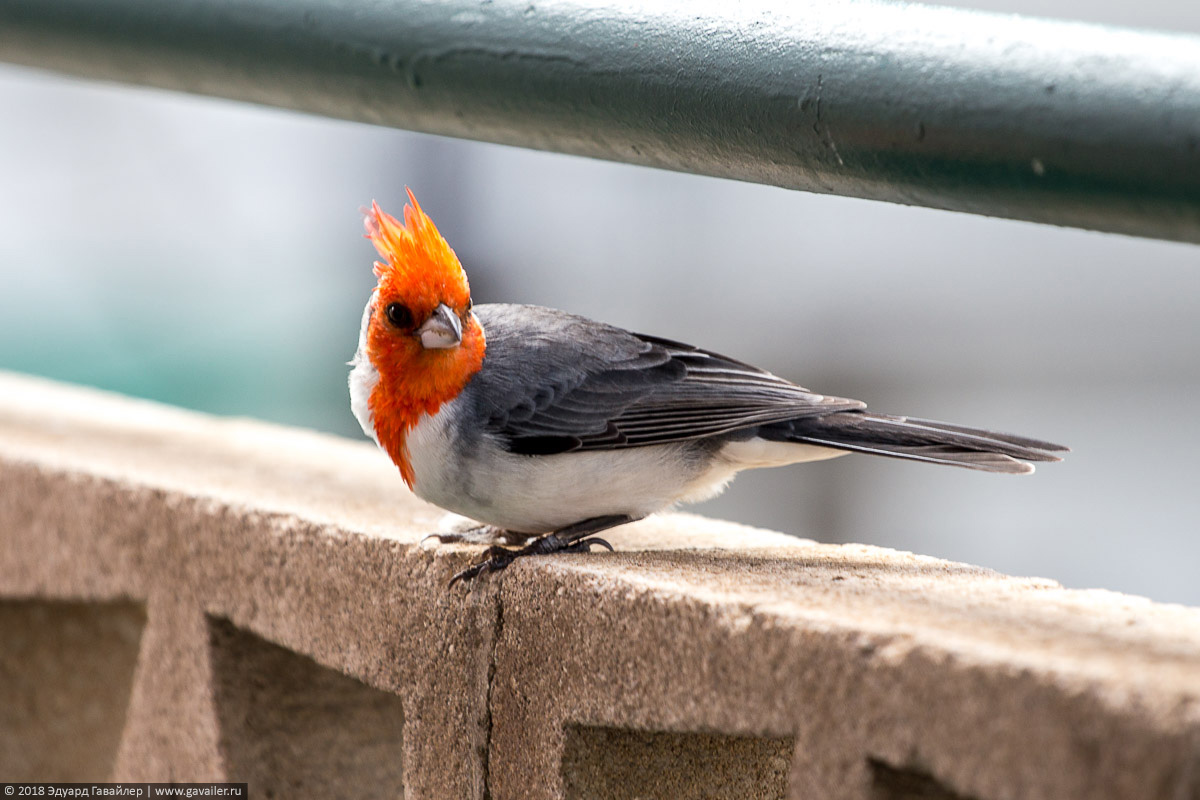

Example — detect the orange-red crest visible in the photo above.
[364,188,471,315]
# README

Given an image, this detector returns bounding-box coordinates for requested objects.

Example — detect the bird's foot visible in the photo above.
[448,543,522,586]
[448,517,633,587]
[449,535,580,586]
[448,520,633,587]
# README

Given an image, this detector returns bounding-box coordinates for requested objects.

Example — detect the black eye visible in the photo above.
[465,298,473,312]
[385,302,414,329]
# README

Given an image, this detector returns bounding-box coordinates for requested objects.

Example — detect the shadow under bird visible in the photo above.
[349,190,1067,585]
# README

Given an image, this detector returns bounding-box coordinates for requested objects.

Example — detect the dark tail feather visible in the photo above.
[899,417,1069,454]
[783,412,1069,474]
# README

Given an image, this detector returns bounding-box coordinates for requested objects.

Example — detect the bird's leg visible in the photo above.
[449,515,637,586]
[422,525,531,546]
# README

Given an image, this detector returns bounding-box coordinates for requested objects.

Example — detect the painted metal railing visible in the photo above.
[1,0,1198,242]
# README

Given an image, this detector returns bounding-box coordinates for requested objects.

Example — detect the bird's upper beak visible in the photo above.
[417,303,463,349]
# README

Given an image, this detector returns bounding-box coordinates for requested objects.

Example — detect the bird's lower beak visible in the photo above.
[417,303,463,349]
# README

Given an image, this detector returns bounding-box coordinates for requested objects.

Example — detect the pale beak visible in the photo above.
[417,303,463,349]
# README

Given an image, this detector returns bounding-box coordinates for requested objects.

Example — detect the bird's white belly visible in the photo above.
[406,409,702,532]
[405,403,847,533]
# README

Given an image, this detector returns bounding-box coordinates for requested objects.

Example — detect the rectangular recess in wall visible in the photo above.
[0,599,146,781]
[561,724,793,800]
[869,757,976,800]
[207,616,406,799]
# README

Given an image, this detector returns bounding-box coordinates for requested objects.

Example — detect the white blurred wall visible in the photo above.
[1,0,1197,603]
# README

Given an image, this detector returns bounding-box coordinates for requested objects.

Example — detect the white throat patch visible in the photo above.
[348,295,380,444]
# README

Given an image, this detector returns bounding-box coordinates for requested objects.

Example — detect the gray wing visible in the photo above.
[467,304,864,455]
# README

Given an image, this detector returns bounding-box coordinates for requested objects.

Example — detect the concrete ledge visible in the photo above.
[1,371,1198,798]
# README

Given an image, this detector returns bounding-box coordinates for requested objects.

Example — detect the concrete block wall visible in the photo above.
[1,371,1198,799]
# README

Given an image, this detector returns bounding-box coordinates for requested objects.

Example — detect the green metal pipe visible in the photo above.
[1,0,1199,242]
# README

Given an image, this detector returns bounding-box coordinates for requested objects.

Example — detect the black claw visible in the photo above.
[448,546,518,587]
[563,537,614,554]
[447,564,482,587]
[449,559,501,587]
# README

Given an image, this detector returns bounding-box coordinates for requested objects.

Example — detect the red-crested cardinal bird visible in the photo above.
[350,190,1067,584]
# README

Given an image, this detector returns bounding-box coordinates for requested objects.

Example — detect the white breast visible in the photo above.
[404,401,708,532]
[405,401,848,534]
[348,296,379,444]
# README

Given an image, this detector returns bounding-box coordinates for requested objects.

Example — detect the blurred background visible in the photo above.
[1,0,1197,604]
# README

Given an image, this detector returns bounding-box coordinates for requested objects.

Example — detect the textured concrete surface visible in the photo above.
[489,550,1200,799]
[0,372,499,797]
[560,726,794,800]
[0,600,145,781]
[209,617,407,799]
[1,371,1199,799]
